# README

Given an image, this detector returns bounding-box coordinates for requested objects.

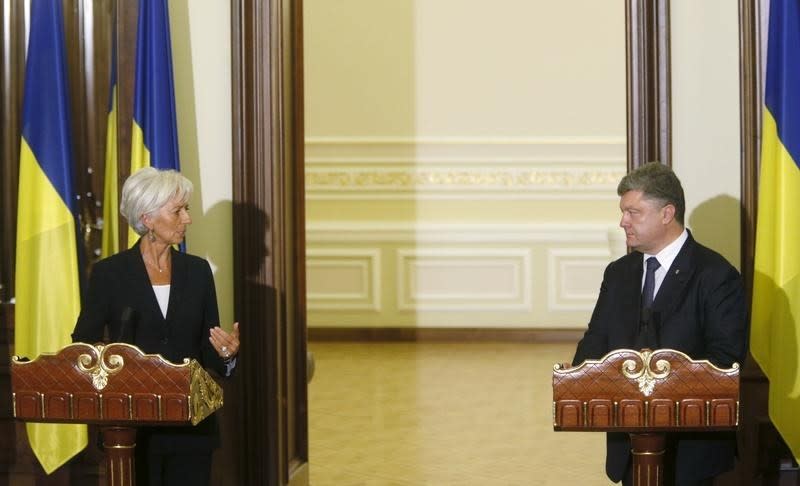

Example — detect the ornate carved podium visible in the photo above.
[10,342,223,486]
[553,349,739,486]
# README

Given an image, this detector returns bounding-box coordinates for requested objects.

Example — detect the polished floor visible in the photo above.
[308,342,612,485]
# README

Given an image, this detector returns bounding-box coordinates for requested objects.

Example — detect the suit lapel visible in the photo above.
[623,253,646,340]
[652,233,696,316]
[121,241,165,323]
[166,247,186,325]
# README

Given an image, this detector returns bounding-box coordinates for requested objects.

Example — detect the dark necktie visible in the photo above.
[642,257,661,308]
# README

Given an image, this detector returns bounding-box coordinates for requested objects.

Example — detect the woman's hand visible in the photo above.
[210,322,240,360]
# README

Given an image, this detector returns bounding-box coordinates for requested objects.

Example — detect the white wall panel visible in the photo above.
[547,248,610,312]
[396,249,532,311]
[307,249,381,311]
[307,223,623,328]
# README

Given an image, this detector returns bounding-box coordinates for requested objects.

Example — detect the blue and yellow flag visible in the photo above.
[14,0,87,473]
[751,0,800,462]
[101,34,119,258]
[129,0,181,248]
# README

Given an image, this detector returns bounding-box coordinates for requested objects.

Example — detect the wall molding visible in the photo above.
[306,135,626,163]
[305,136,626,200]
[547,248,612,311]
[306,248,381,311]
[308,326,585,343]
[306,223,622,321]
[307,222,620,245]
[396,248,532,311]
[306,166,625,200]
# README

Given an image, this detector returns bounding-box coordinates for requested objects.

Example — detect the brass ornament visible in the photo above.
[77,344,125,391]
[622,350,671,396]
[189,361,224,425]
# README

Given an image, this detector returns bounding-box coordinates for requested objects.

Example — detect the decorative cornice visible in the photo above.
[306,222,619,244]
[305,137,625,199]
[306,166,625,200]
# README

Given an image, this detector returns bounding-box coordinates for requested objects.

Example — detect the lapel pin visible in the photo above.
[675,269,680,275]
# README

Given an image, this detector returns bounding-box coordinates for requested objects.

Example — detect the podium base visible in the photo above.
[102,426,136,486]
[630,433,666,486]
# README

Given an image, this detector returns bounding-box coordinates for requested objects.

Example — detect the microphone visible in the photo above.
[636,308,661,350]
[116,307,136,343]
[641,307,651,327]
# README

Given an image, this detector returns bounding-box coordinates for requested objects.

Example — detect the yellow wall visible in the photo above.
[304,1,628,329]
[671,0,742,269]
[162,1,744,331]
[169,2,234,329]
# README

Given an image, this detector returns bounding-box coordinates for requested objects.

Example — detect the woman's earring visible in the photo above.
[148,229,156,242]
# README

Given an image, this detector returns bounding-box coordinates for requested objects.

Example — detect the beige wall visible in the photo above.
[671,0,742,269]
[161,1,745,331]
[305,1,628,329]
[169,2,234,328]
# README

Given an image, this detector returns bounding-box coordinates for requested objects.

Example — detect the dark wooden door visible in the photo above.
[229,1,309,484]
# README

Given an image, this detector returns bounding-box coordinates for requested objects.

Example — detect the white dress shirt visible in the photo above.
[641,228,689,299]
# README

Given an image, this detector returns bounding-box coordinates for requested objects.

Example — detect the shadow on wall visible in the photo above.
[687,194,741,270]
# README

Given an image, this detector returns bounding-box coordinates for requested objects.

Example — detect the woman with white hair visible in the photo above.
[72,167,240,486]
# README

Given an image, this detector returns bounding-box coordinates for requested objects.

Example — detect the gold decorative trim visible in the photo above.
[12,342,192,368]
[631,450,666,456]
[736,400,740,426]
[622,350,671,396]
[556,348,740,375]
[188,361,224,425]
[76,344,125,391]
[306,168,625,193]
[582,401,588,427]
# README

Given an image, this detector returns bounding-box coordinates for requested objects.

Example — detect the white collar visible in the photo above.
[643,228,688,272]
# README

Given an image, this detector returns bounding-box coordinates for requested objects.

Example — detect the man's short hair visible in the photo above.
[617,161,686,225]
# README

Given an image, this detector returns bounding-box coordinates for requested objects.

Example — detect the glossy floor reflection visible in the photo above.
[308,342,612,485]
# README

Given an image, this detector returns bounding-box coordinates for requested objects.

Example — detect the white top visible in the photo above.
[152,284,171,318]
[641,228,689,299]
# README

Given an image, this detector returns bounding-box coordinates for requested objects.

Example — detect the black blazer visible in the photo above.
[72,241,228,452]
[572,231,747,483]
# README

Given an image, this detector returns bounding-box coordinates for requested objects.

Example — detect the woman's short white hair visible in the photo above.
[120,167,193,236]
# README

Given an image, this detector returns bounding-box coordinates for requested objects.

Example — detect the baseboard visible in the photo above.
[308,327,584,343]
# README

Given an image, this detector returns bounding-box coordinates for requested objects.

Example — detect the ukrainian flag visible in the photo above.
[101,35,119,258]
[129,0,182,248]
[751,0,800,461]
[14,0,87,473]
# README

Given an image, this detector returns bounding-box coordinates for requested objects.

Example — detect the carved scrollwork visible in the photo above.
[189,361,224,425]
[621,350,672,396]
[77,344,125,391]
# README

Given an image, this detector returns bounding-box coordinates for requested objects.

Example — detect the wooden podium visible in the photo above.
[10,342,223,486]
[553,348,739,486]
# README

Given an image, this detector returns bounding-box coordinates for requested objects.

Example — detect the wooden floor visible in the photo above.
[308,342,612,485]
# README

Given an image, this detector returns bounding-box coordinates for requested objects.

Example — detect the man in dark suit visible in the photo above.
[572,161,747,486]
